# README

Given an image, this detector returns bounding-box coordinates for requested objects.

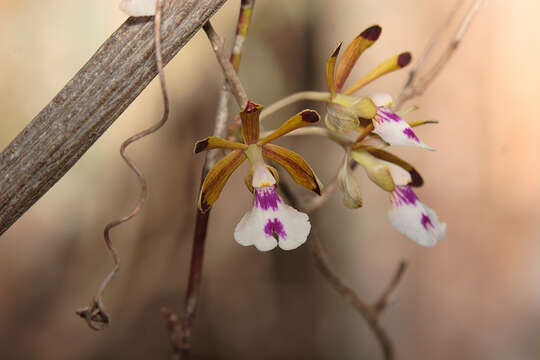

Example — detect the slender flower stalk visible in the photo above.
[180,2,255,358]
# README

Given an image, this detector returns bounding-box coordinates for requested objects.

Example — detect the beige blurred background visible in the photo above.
[0,0,536,359]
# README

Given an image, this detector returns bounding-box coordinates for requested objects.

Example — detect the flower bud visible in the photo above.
[337,154,363,208]
[325,94,377,133]
[325,100,359,133]
[350,149,395,192]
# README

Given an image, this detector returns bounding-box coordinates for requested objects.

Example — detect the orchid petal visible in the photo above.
[262,143,322,195]
[258,110,320,145]
[194,136,247,153]
[198,149,247,212]
[343,52,412,95]
[326,43,342,98]
[245,165,279,193]
[350,149,395,192]
[335,25,382,91]
[370,93,393,107]
[388,186,446,247]
[234,186,310,251]
[240,101,263,144]
[119,0,156,16]
[372,108,435,150]
[384,161,412,187]
[251,162,277,188]
[362,146,423,186]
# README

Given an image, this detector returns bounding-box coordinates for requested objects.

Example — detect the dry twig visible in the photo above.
[309,235,407,360]
[278,179,406,360]
[394,0,483,109]
[77,0,170,330]
[203,22,249,108]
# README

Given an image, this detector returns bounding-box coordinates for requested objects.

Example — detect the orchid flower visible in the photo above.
[345,146,445,247]
[325,25,430,150]
[324,25,445,246]
[194,101,323,251]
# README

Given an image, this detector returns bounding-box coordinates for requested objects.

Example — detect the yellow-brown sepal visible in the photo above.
[335,25,382,91]
[261,143,322,195]
[198,149,247,212]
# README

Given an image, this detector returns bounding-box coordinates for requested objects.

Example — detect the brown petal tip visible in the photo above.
[301,110,320,123]
[331,42,342,57]
[194,139,209,153]
[410,168,424,187]
[397,52,412,67]
[361,25,382,41]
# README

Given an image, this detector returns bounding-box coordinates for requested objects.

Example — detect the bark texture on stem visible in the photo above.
[0,0,227,236]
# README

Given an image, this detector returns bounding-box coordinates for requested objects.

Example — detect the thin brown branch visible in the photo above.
[172,2,255,359]
[77,0,171,330]
[280,180,407,360]
[308,236,405,360]
[394,0,483,109]
[373,260,408,316]
[0,0,228,236]
[203,22,249,108]
[400,0,464,92]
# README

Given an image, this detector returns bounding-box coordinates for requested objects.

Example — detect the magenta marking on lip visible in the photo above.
[421,213,434,230]
[392,186,418,206]
[254,186,282,211]
[377,109,401,123]
[403,127,420,142]
[264,218,287,239]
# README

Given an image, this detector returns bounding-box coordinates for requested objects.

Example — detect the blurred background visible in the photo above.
[0,0,536,359]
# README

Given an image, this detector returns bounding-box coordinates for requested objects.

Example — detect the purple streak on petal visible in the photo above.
[391,185,418,206]
[403,127,420,142]
[254,186,282,211]
[375,109,402,125]
[421,213,434,230]
[264,218,287,239]
[377,108,402,123]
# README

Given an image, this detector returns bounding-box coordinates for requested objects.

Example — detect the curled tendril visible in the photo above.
[76,297,110,331]
[77,0,169,331]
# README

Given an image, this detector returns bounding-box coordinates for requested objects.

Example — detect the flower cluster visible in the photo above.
[195,102,322,251]
[326,25,446,247]
[120,0,447,250]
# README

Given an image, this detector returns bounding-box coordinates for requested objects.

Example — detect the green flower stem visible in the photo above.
[260,126,351,148]
[260,91,331,121]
